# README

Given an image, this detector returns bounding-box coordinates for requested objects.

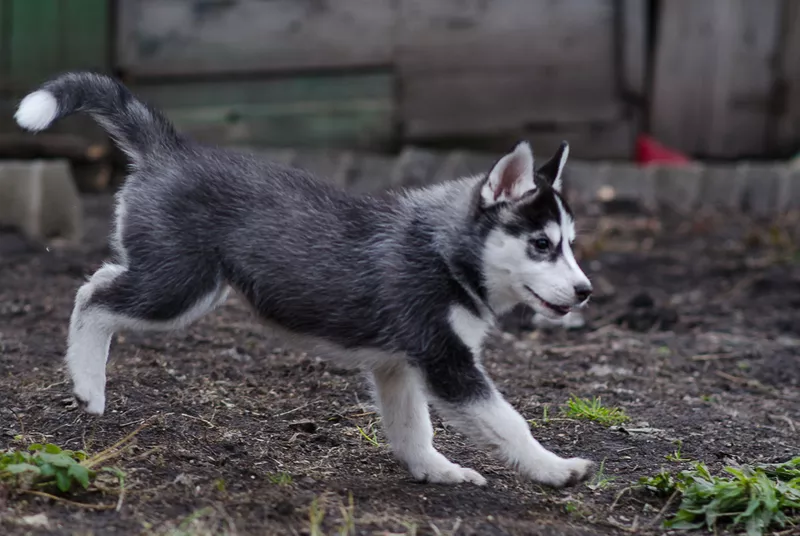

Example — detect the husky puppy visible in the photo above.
[16,73,594,487]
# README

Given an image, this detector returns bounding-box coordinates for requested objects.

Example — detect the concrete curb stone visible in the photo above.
[0,159,82,243]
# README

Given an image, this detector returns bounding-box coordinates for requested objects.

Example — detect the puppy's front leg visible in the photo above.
[371,360,486,485]
[435,388,593,487]
[421,305,593,487]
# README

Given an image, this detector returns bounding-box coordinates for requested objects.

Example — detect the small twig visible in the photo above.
[648,490,679,528]
[25,490,115,510]
[715,370,751,384]
[690,353,737,362]
[274,403,310,418]
[38,380,69,391]
[115,475,126,512]
[767,414,797,433]
[544,343,604,355]
[610,486,636,511]
[349,411,377,418]
[83,418,153,469]
[605,515,638,532]
[180,413,216,429]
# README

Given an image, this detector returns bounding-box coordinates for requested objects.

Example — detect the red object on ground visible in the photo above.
[635,134,691,166]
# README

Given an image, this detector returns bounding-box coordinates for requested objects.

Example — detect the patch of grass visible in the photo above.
[304,494,359,536]
[356,421,381,448]
[564,500,590,519]
[527,405,551,428]
[337,493,356,536]
[308,497,326,536]
[701,394,718,404]
[640,458,800,536]
[562,395,630,426]
[159,506,235,536]
[665,440,691,463]
[587,458,615,491]
[268,472,293,486]
[640,468,675,494]
[564,501,579,514]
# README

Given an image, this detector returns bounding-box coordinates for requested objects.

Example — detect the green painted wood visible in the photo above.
[133,73,396,150]
[0,0,8,93]
[6,0,109,93]
[9,0,61,91]
[61,0,109,72]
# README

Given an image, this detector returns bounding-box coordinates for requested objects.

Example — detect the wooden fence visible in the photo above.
[1,0,800,160]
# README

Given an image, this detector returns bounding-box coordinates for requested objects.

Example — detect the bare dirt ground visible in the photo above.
[1,194,799,535]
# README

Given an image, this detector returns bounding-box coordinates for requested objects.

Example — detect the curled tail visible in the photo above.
[15,71,180,165]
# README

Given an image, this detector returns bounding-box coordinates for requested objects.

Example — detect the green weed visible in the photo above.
[337,493,356,536]
[356,421,381,448]
[665,440,691,463]
[308,497,326,536]
[268,472,293,486]
[527,405,551,428]
[562,395,630,426]
[587,458,615,491]
[640,458,800,535]
[0,443,124,498]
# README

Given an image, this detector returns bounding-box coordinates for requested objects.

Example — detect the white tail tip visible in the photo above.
[15,90,58,131]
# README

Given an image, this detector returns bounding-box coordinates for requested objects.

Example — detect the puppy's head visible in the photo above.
[475,141,591,318]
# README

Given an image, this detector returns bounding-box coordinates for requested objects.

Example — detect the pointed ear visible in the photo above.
[536,141,569,192]
[480,141,536,207]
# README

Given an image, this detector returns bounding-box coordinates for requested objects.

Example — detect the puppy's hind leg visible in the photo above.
[67,263,126,415]
[67,263,226,415]
[371,361,486,485]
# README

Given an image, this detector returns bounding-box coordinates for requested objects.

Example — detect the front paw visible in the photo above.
[72,379,106,415]
[527,457,594,488]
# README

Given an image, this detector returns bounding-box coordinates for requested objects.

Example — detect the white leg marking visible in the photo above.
[445,303,592,487]
[372,362,486,485]
[67,264,125,415]
[448,304,490,356]
[67,264,227,416]
[438,391,593,487]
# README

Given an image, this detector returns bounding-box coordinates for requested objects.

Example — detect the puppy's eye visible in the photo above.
[531,238,551,252]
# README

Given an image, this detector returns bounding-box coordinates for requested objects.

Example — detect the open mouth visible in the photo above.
[524,286,570,316]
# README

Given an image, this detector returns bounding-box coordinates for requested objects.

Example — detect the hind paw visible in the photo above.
[405,449,487,486]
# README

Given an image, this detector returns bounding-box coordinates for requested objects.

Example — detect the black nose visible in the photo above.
[574,284,593,302]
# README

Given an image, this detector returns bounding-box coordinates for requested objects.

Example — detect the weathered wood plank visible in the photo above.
[117,0,395,76]
[620,0,647,103]
[132,74,394,150]
[650,0,782,158]
[402,72,624,138]
[772,0,800,156]
[398,0,622,138]
[525,120,636,160]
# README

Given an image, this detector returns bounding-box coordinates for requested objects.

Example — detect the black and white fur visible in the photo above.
[16,73,594,487]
